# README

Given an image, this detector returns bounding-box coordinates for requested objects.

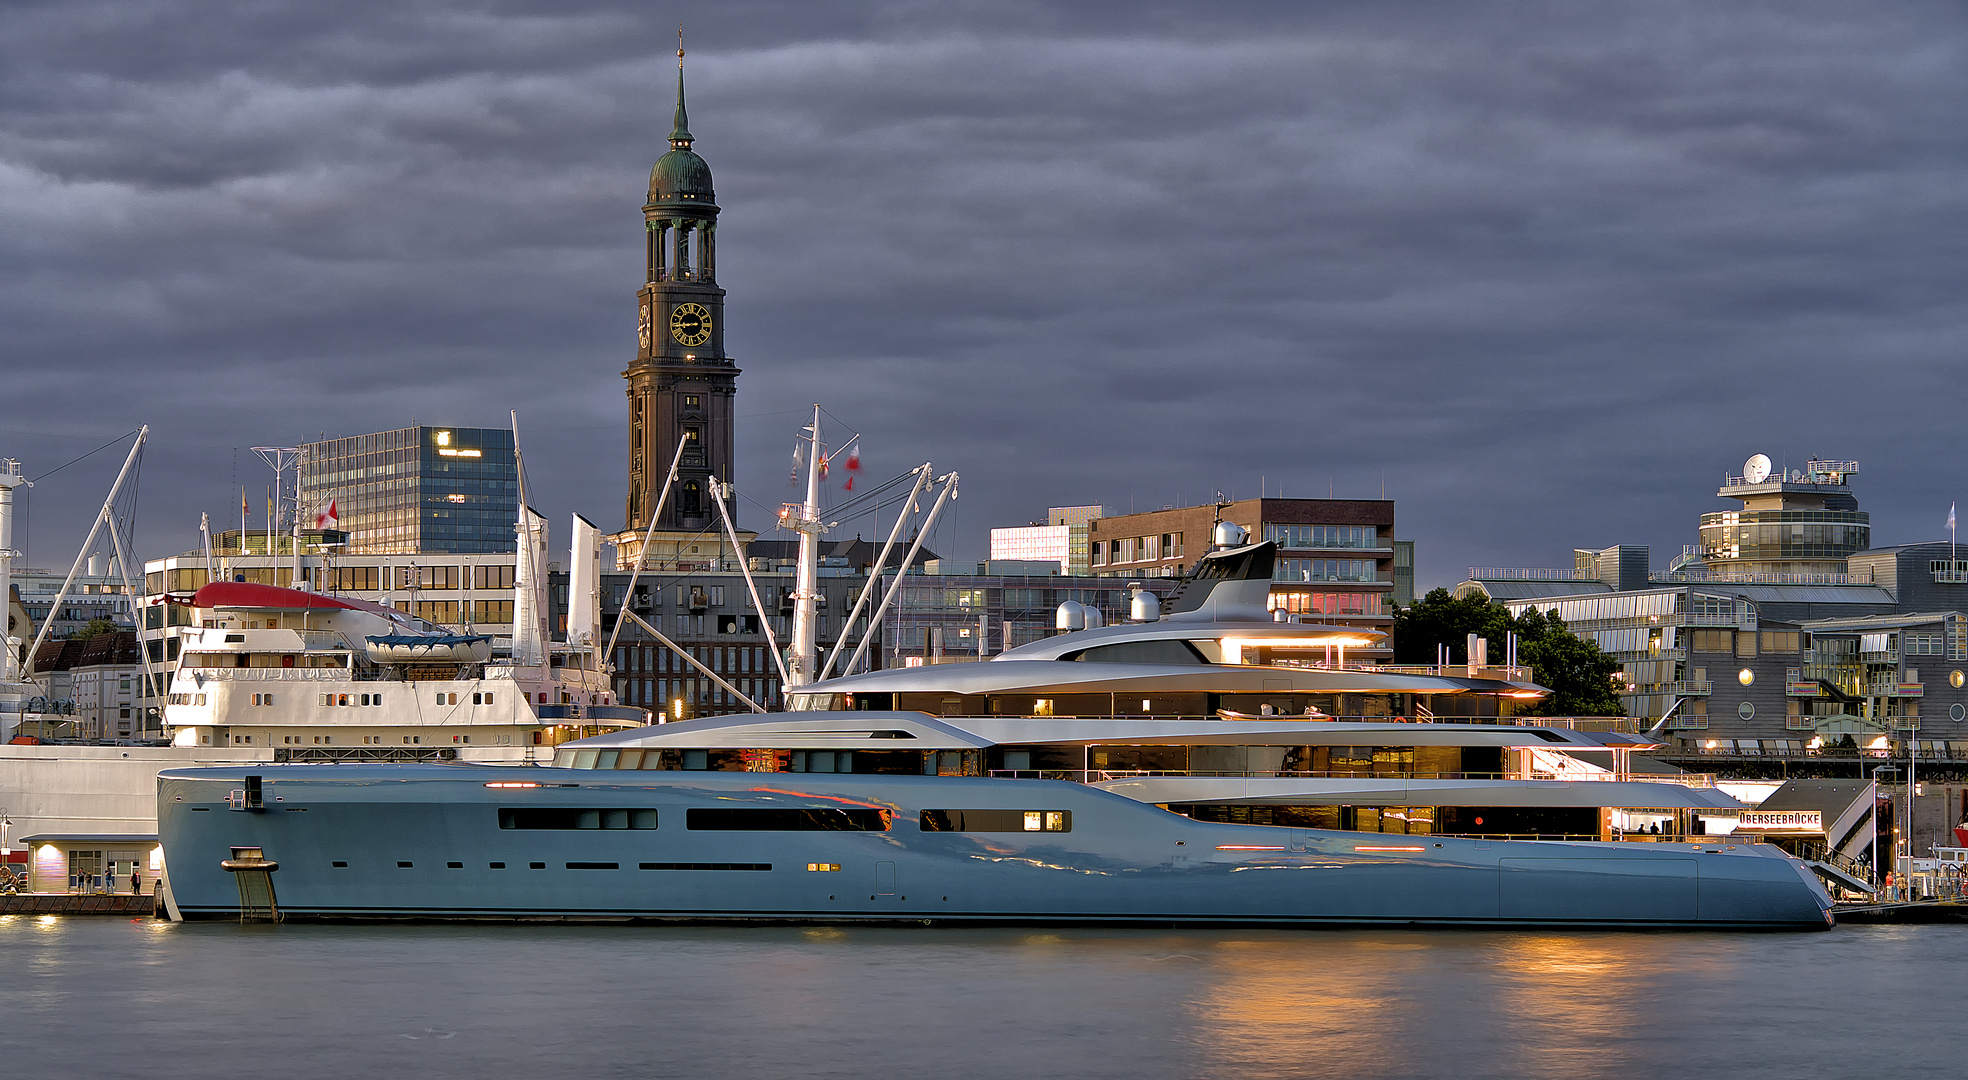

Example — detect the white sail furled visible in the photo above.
[0,458,24,692]
[511,507,550,667]
[568,514,601,647]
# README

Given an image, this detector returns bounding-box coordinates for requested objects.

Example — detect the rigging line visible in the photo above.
[29,429,144,483]
[815,404,864,434]
[819,464,923,511]
[829,488,918,526]
[824,474,920,519]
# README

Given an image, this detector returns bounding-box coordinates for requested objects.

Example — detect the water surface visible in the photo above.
[0,917,1955,1079]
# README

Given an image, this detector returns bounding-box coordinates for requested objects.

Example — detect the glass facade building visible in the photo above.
[299,427,518,554]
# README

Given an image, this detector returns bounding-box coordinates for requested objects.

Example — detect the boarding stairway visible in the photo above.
[1802,857,1876,896]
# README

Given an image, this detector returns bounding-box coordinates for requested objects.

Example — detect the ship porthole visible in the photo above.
[1738,702,1755,721]
[1951,703,1966,723]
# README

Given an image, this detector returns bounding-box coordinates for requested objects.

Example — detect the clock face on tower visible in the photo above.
[638,301,652,350]
[670,303,712,347]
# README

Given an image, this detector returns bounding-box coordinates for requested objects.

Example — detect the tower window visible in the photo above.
[684,395,700,409]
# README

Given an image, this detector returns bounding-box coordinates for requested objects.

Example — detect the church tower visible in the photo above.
[625,50,738,535]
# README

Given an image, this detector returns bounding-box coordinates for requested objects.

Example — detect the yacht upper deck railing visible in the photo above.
[1004,767,1715,788]
[1366,662,1535,682]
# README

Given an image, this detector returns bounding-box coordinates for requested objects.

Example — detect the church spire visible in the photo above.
[670,28,693,148]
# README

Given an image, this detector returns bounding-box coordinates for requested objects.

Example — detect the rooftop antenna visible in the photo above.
[252,446,300,579]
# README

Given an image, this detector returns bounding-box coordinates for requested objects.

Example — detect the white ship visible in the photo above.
[0,475,643,844]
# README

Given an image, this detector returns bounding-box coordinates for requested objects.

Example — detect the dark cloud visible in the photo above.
[2,0,1964,589]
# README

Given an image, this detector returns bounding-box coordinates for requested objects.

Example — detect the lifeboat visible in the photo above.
[364,634,494,664]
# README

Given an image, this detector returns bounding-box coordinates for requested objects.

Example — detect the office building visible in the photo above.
[989,505,1107,576]
[298,426,518,554]
[1456,455,1968,766]
[1088,498,1399,657]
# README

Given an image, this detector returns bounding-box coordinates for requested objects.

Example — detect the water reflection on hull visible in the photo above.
[157,765,1834,929]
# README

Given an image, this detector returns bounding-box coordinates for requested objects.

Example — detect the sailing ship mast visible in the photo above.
[782,405,827,689]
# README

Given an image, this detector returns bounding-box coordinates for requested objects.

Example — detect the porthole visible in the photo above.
[1738,668,1755,687]
[1738,702,1755,721]
[1952,670,1964,689]
[1952,703,1966,723]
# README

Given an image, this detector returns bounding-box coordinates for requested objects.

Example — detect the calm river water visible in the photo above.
[0,917,1960,1079]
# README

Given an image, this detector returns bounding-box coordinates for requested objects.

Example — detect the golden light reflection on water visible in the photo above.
[1483,934,1730,1079]
[1186,936,1421,1080]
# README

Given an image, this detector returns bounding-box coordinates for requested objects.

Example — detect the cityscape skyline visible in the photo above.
[4,1,1965,592]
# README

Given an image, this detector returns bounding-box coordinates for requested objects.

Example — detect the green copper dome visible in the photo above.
[648,64,714,203]
[649,148,714,202]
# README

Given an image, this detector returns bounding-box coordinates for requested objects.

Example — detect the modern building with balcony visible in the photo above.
[1087,498,1400,659]
[1454,456,1968,784]
[10,562,140,639]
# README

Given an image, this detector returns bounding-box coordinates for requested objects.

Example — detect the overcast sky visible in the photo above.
[3,0,1964,591]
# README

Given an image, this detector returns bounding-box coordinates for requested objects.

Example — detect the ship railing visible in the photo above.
[181,666,358,682]
[994,768,1709,785]
[996,769,1503,782]
[1670,740,1968,762]
[180,667,354,682]
[1367,663,1536,682]
[274,746,459,763]
[1006,712,1478,724]
[1505,716,1649,733]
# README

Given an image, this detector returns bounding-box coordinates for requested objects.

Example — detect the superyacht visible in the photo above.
[156,528,1835,927]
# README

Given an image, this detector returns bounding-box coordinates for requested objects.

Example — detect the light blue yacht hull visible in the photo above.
[156,764,1835,929]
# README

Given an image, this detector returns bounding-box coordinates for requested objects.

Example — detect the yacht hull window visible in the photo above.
[1063,640,1209,665]
[498,808,659,830]
[686,808,889,832]
[920,809,1072,833]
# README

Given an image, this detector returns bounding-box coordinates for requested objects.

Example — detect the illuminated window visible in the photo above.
[919,809,1072,833]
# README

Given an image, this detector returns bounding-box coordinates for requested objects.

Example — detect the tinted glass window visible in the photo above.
[498,808,658,830]
[1069,640,1207,665]
[686,807,889,831]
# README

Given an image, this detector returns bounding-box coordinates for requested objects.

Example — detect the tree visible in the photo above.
[71,618,120,640]
[1389,588,1511,664]
[1392,590,1625,717]
[1515,620,1627,717]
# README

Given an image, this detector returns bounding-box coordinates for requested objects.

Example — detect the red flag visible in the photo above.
[314,499,339,530]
